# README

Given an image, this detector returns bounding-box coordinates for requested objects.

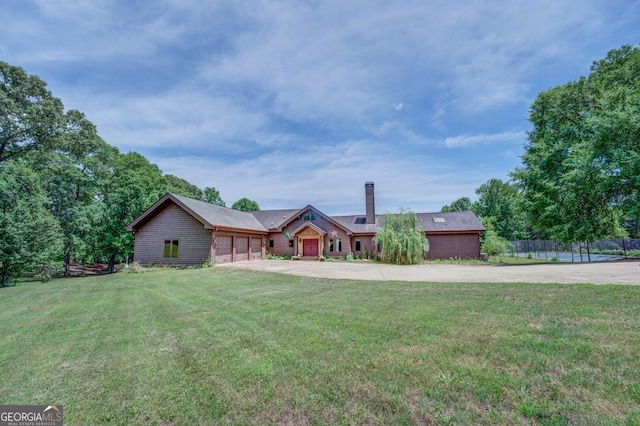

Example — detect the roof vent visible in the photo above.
[433,217,446,223]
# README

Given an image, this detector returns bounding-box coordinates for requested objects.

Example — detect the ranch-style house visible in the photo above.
[126,182,486,265]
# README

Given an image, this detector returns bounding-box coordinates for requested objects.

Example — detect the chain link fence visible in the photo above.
[509,239,640,262]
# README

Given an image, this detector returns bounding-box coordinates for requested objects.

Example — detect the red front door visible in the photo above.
[303,239,319,256]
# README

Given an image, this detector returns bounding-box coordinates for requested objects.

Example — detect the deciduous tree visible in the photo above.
[440,197,472,213]
[96,151,166,273]
[0,61,84,163]
[374,208,428,265]
[0,161,61,286]
[474,179,526,240]
[203,187,225,206]
[232,197,259,211]
[164,174,203,200]
[512,45,640,243]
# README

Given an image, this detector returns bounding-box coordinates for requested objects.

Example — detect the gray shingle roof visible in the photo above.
[128,194,485,235]
[332,215,379,233]
[332,211,485,233]
[250,209,300,230]
[170,194,268,231]
[126,193,268,232]
[416,211,485,233]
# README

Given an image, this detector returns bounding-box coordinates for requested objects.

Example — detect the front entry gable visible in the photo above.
[290,220,326,258]
[277,205,353,236]
[291,221,327,237]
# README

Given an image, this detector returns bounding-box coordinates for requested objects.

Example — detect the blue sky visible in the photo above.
[2,1,639,215]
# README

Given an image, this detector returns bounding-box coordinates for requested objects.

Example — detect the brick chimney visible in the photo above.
[365,182,375,224]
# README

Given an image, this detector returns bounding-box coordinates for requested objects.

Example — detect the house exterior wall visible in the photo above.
[426,233,481,260]
[267,232,296,256]
[351,234,376,258]
[133,203,211,266]
[324,229,350,258]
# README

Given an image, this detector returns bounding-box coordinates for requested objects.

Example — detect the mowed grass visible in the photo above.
[1,268,639,425]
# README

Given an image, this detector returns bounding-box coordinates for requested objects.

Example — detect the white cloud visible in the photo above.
[2,0,639,215]
[444,132,526,149]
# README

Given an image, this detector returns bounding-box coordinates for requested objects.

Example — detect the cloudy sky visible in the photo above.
[1,1,639,215]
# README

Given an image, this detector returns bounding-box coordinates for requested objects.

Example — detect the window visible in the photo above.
[329,239,334,252]
[269,240,274,248]
[336,239,342,252]
[288,239,294,248]
[303,212,317,221]
[163,240,179,258]
[433,217,446,223]
[355,240,361,251]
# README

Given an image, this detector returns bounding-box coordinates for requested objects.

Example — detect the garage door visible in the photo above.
[215,236,233,263]
[251,237,262,259]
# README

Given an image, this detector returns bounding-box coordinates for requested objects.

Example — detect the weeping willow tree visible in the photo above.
[374,208,428,264]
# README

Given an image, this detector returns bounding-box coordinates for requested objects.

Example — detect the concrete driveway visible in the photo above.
[218,259,640,285]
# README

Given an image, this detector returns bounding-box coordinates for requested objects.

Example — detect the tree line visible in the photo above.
[2,44,638,279]
[0,61,258,285]
[440,45,640,249]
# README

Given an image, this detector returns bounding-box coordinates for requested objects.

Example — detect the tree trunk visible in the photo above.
[108,254,116,274]
[63,252,71,277]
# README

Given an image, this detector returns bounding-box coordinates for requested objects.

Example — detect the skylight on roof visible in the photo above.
[433,217,446,223]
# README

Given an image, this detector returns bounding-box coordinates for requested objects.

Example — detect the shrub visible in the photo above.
[123,261,145,274]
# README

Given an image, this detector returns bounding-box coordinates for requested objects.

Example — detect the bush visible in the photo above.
[122,262,145,273]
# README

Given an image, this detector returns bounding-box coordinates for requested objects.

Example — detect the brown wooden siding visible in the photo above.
[133,203,210,266]
[427,233,481,260]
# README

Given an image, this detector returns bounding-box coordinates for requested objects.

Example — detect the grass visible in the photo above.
[486,255,551,265]
[1,268,639,425]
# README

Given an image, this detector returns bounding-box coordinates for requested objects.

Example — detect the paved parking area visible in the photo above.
[218,259,640,285]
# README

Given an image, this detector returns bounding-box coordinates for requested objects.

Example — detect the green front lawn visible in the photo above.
[1,268,639,425]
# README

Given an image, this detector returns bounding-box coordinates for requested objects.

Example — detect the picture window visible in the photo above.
[163,240,179,258]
